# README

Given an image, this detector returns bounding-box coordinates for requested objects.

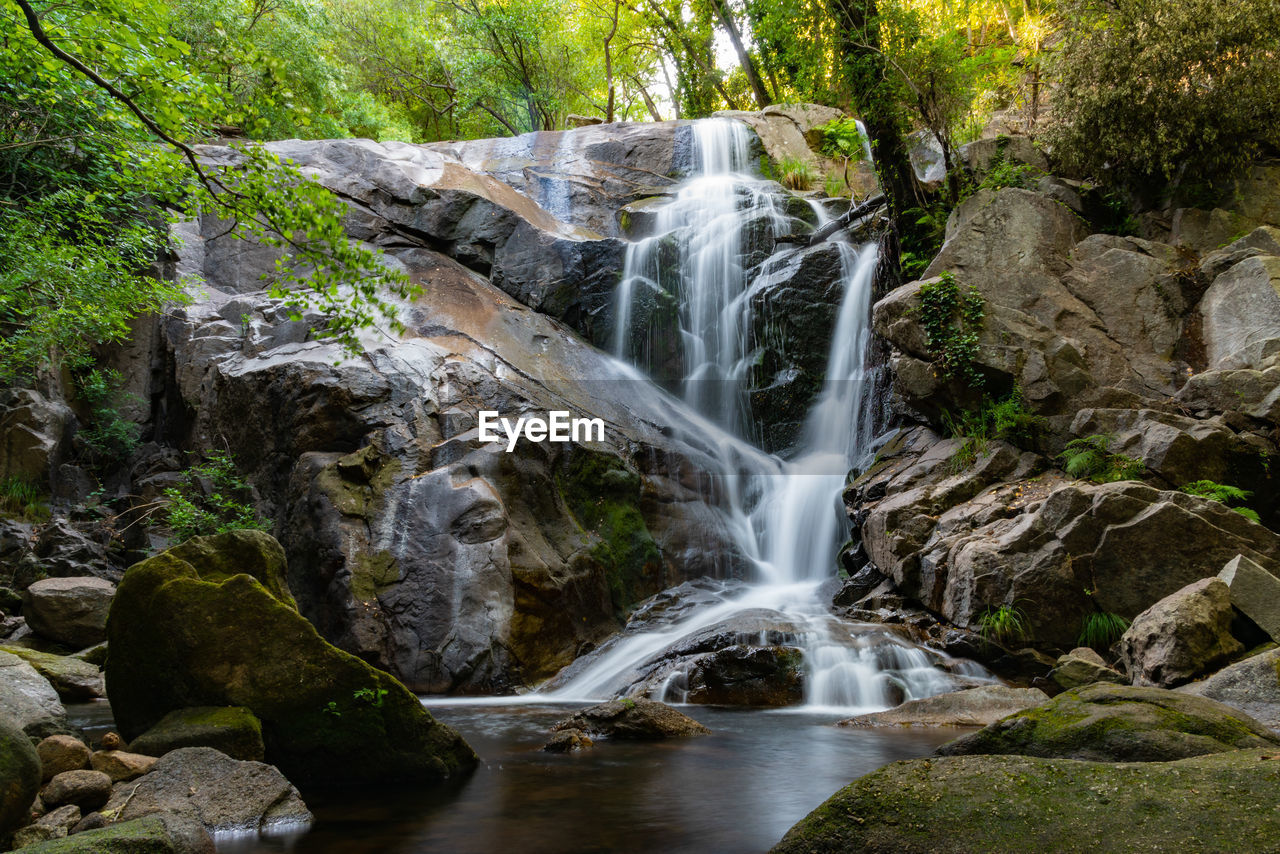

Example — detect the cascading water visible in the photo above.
[547,118,986,712]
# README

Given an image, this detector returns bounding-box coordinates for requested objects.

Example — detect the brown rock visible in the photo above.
[90,750,157,782]
[543,728,594,753]
[838,685,1048,728]
[39,769,112,811]
[35,735,90,783]
[1119,578,1244,688]
[551,698,710,740]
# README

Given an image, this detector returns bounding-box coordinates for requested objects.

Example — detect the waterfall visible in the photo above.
[547,118,983,711]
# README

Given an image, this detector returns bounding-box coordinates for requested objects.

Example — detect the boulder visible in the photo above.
[937,683,1279,762]
[1049,648,1126,690]
[100,747,310,836]
[39,770,111,811]
[14,803,80,844]
[1178,647,1280,730]
[0,651,67,738]
[837,685,1048,728]
[771,749,1280,854]
[3,648,104,702]
[15,812,214,854]
[1200,254,1280,371]
[1219,554,1280,641]
[0,715,41,836]
[35,735,90,782]
[89,750,156,783]
[1177,365,1280,425]
[1170,163,1280,254]
[957,135,1049,178]
[550,699,710,740]
[162,531,296,609]
[130,707,265,762]
[105,533,477,786]
[22,577,115,649]
[1118,577,1244,688]
[542,728,594,753]
[0,389,72,486]
[685,646,804,707]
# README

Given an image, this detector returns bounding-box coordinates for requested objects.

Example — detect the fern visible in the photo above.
[1058,435,1144,483]
[1181,479,1260,523]
[977,604,1031,646]
[1078,611,1129,650]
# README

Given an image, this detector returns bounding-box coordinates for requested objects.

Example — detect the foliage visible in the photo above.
[0,477,48,521]
[820,118,868,162]
[899,204,948,280]
[160,452,271,542]
[1046,0,1280,186]
[977,603,1030,646]
[918,271,985,387]
[1181,480,1261,523]
[777,156,818,191]
[1057,435,1144,484]
[76,369,142,467]
[942,391,1044,470]
[1077,610,1129,650]
[978,143,1043,192]
[823,174,846,199]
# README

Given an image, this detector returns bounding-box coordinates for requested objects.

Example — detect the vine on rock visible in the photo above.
[918,271,985,387]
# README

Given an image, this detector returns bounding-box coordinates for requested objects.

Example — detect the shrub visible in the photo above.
[1057,435,1144,483]
[1078,611,1130,650]
[942,391,1045,470]
[76,368,142,467]
[978,141,1043,192]
[918,271,985,387]
[160,452,272,543]
[777,156,818,191]
[977,604,1031,646]
[1181,480,1261,523]
[0,476,48,521]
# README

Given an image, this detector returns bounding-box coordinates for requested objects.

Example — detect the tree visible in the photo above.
[1047,0,1280,186]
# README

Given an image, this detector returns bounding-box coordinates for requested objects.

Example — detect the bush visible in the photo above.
[0,476,48,521]
[1046,0,1280,185]
[942,391,1045,470]
[76,368,142,468]
[777,156,818,191]
[1078,611,1130,650]
[918,271,985,387]
[160,452,272,543]
[1057,434,1144,483]
[977,604,1031,646]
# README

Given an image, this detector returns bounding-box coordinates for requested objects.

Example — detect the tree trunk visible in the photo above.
[708,0,772,108]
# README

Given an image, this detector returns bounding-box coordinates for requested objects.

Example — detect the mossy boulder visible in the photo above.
[550,698,710,739]
[771,749,1280,854]
[16,811,213,853]
[3,648,104,702]
[0,714,40,836]
[937,683,1280,762]
[162,530,295,609]
[105,532,477,787]
[130,707,265,762]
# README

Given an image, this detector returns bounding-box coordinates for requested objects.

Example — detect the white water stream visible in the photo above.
[547,118,982,712]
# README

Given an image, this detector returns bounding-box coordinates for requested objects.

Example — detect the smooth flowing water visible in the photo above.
[550,118,982,710]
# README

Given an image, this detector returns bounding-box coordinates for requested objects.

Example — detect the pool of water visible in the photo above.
[218,702,966,854]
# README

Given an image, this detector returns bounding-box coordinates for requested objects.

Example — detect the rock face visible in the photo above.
[1178,647,1280,730]
[550,699,710,739]
[771,749,1280,854]
[1118,578,1244,688]
[21,576,115,648]
[130,707,266,762]
[101,747,311,835]
[1218,553,1280,641]
[0,651,67,738]
[105,532,477,787]
[837,685,1047,728]
[937,683,1280,762]
[0,715,40,836]
[0,388,72,486]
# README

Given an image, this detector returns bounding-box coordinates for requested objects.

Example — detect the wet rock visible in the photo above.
[936,683,1279,762]
[21,577,115,649]
[1178,647,1280,729]
[686,645,804,707]
[771,749,1280,854]
[101,747,310,836]
[0,715,41,836]
[36,735,90,782]
[40,770,112,811]
[551,698,710,740]
[1118,578,1243,688]
[105,532,477,787]
[3,649,104,702]
[0,651,67,738]
[1049,648,1126,690]
[130,707,265,762]
[17,812,214,853]
[89,750,156,783]
[837,685,1048,728]
[542,728,594,753]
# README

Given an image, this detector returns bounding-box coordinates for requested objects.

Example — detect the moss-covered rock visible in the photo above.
[16,811,213,853]
[105,532,477,787]
[550,698,710,739]
[3,648,104,702]
[772,749,1280,854]
[0,714,40,836]
[937,683,1280,762]
[130,707,265,762]
[162,530,295,609]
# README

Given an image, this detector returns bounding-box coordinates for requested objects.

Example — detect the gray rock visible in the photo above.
[0,651,67,738]
[685,645,805,707]
[1201,254,1280,371]
[22,577,115,649]
[39,770,112,811]
[1176,365,1280,425]
[837,685,1048,728]
[101,747,311,836]
[957,135,1048,178]
[32,803,80,831]
[1219,554,1280,642]
[0,714,41,836]
[16,812,214,854]
[1119,577,1244,688]
[3,649,104,702]
[1178,647,1280,729]
[550,699,710,740]
[1049,647,1126,690]
[35,735,90,782]
[937,683,1279,762]
[0,389,72,486]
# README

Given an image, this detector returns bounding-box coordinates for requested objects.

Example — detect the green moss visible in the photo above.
[164,530,296,609]
[350,550,399,602]
[18,815,181,852]
[556,451,661,617]
[0,717,40,835]
[131,706,265,762]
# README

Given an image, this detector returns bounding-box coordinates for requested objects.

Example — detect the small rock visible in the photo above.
[69,811,106,834]
[32,804,80,830]
[98,732,123,751]
[39,769,112,811]
[838,685,1049,728]
[21,577,115,649]
[1050,647,1128,690]
[1119,577,1244,688]
[543,728,594,753]
[550,698,710,740]
[130,706,264,762]
[90,750,156,782]
[11,824,65,847]
[36,735,90,782]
